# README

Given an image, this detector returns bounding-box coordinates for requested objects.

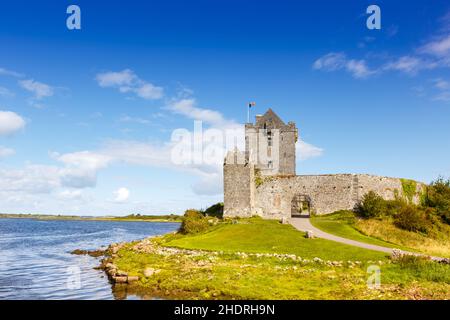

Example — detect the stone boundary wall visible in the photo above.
[250,174,425,218]
[357,174,424,204]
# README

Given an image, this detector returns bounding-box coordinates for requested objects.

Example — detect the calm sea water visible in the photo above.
[0,218,179,300]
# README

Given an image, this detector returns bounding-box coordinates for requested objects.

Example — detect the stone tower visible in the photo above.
[223,109,297,217]
[245,108,297,176]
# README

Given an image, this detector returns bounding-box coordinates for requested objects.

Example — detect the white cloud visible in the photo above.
[19,79,54,100]
[314,52,440,78]
[419,34,450,57]
[433,91,450,102]
[0,67,24,78]
[0,111,26,136]
[296,140,324,161]
[383,56,436,75]
[0,146,15,159]
[428,78,450,102]
[96,69,135,87]
[167,98,237,128]
[134,83,163,100]
[0,85,322,204]
[314,23,450,79]
[346,59,375,79]
[55,151,113,188]
[433,78,450,90]
[313,52,375,79]
[113,187,130,203]
[0,165,60,194]
[71,100,321,195]
[96,69,163,100]
[313,52,346,71]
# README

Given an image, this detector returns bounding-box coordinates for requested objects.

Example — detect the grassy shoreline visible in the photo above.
[102,217,450,300]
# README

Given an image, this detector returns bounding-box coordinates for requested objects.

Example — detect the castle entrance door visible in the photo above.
[291,195,311,218]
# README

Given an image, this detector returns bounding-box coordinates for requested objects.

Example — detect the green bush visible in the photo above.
[204,202,224,219]
[394,205,430,233]
[353,177,450,234]
[354,191,386,218]
[184,209,204,219]
[385,198,407,217]
[424,177,450,224]
[179,209,209,234]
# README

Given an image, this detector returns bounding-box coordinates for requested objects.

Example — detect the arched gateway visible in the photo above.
[291,194,311,218]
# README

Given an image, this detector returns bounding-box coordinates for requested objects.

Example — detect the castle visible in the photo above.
[223,109,424,218]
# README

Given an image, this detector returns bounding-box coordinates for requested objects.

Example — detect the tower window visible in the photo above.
[268,160,273,168]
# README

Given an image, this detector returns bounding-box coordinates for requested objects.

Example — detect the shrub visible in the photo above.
[179,209,209,234]
[424,177,450,224]
[184,209,204,219]
[204,202,224,219]
[385,198,407,217]
[354,191,386,218]
[394,205,430,233]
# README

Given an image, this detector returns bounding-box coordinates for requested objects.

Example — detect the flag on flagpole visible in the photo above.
[247,102,255,123]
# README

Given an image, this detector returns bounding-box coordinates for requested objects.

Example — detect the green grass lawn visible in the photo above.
[310,212,409,250]
[164,217,388,261]
[110,217,450,300]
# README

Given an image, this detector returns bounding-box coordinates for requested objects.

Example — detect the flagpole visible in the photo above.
[247,103,250,123]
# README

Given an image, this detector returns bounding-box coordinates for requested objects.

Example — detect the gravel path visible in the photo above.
[290,217,394,254]
[290,217,450,263]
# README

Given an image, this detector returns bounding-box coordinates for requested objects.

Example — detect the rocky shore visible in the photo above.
[97,243,140,284]
[78,237,385,286]
[71,236,450,290]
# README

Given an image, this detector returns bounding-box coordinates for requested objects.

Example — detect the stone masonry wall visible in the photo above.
[357,174,424,204]
[223,161,255,218]
[249,174,425,219]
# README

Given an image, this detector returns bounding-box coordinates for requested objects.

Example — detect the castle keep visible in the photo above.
[223,109,424,218]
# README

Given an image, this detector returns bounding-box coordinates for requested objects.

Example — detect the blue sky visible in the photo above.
[0,0,450,215]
